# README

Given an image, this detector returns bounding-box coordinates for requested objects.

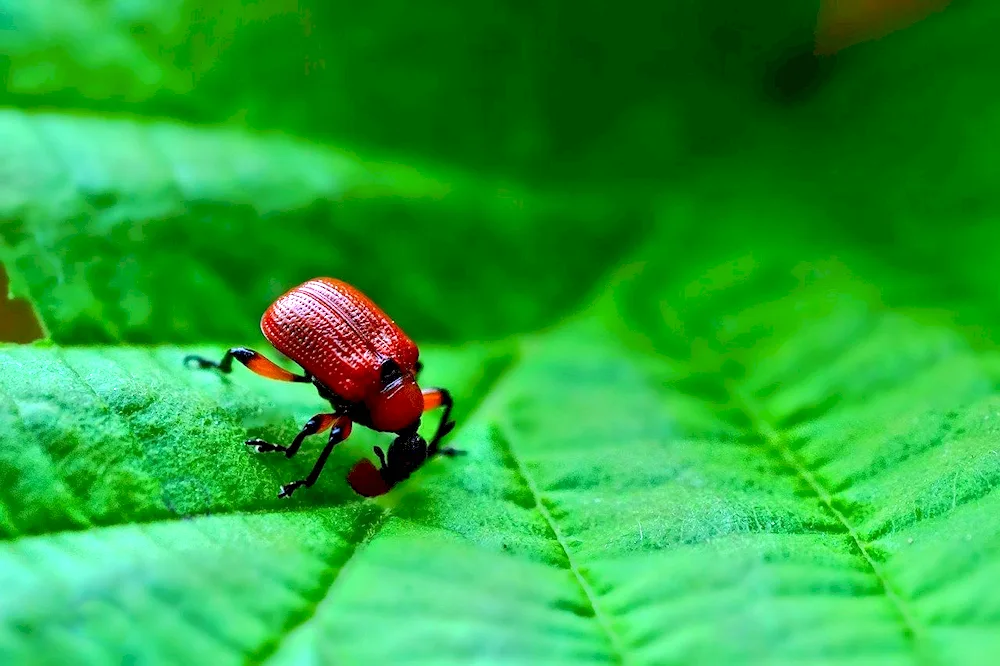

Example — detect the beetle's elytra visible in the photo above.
[184,277,458,499]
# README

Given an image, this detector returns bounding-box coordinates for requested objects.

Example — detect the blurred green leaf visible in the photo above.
[0,0,819,178]
[0,109,648,345]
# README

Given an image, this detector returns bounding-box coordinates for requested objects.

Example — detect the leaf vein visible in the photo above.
[251,507,390,665]
[730,381,936,665]
[0,374,92,532]
[497,427,629,665]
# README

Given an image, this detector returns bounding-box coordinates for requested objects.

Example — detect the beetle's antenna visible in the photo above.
[373,445,387,469]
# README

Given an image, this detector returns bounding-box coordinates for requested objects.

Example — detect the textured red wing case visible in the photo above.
[260,278,419,401]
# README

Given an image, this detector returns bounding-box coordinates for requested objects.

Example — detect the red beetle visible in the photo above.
[184,277,458,498]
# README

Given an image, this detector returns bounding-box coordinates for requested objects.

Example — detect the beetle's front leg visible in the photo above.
[421,388,460,455]
[278,416,353,498]
[184,347,311,383]
[246,413,338,458]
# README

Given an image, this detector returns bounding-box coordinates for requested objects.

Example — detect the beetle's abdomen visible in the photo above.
[260,278,419,402]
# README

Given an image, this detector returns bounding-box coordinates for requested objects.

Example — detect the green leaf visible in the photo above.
[0,343,511,536]
[4,241,1000,662]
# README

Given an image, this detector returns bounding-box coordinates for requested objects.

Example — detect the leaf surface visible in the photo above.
[4,1,1000,664]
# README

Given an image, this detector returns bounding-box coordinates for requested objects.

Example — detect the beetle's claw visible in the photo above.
[439,446,466,457]
[183,355,212,369]
[245,438,288,454]
[278,481,303,498]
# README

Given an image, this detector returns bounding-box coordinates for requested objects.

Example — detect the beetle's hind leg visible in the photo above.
[278,416,353,498]
[421,388,462,456]
[247,413,338,458]
[184,347,311,383]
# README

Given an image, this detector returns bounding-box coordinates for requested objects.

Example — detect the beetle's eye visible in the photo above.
[347,458,391,497]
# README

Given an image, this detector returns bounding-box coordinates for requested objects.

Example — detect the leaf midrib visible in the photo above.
[248,508,390,665]
[499,426,629,665]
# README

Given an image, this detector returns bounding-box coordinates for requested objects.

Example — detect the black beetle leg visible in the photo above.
[421,388,458,455]
[246,413,338,458]
[279,417,353,498]
[373,445,388,469]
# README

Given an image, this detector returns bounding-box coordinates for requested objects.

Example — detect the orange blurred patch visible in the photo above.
[0,264,44,343]
[816,0,952,54]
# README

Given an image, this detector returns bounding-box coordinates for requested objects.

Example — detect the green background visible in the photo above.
[2,1,1000,664]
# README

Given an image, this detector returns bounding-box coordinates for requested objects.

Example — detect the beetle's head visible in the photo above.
[367,359,424,432]
[347,429,428,497]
